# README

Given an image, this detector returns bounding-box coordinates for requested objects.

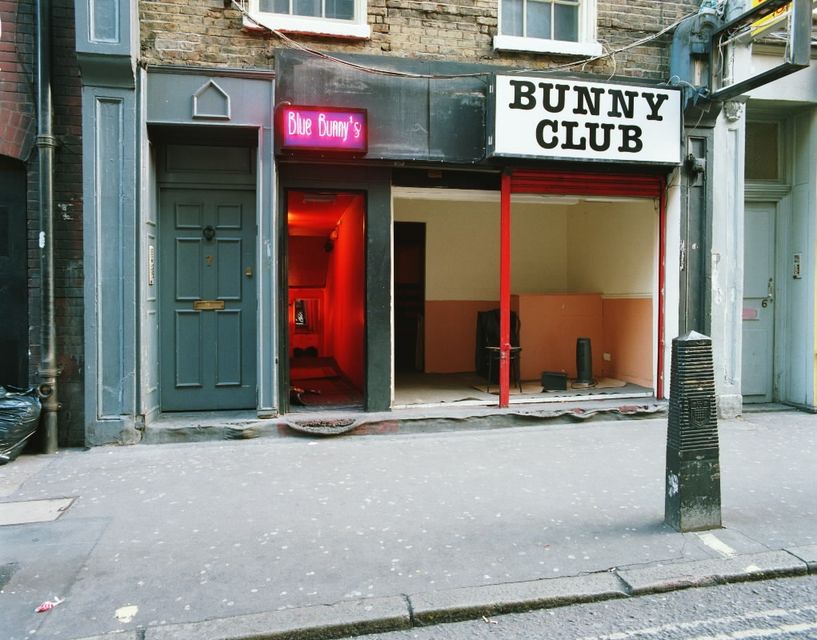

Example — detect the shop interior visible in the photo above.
[287,190,366,410]
[392,189,659,408]
[284,186,659,411]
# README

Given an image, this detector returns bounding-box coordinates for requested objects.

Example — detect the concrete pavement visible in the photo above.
[0,409,815,640]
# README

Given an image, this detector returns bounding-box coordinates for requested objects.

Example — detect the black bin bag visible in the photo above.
[0,386,41,465]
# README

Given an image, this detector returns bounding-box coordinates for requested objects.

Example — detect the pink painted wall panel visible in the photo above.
[515,294,604,381]
[602,297,653,387]
[424,295,653,388]
[424,300,500,373]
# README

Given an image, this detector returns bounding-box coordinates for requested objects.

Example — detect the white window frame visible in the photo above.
[244,0,371,39]
[494,0,601,57]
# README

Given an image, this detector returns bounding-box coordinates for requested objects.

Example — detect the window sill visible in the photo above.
[493,35,602,57]
[243,12,371,39]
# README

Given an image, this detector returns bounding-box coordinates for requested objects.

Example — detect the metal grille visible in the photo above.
[667,332,719,457]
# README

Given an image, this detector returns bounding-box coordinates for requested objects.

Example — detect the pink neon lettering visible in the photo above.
[282,108,366,151]
[287,111,312,136]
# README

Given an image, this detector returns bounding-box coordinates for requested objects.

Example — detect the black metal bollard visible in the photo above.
[665,331,722,532]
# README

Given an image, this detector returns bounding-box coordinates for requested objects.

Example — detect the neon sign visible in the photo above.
[278,105,367,154]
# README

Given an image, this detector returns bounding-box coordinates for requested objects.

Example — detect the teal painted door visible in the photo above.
[160,189,257,410]
[742,202,776,404]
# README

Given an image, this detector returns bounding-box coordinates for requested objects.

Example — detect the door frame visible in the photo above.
[505,169,668,402]
[279,187,369,413]
[276,164,392,413]
[152,138,260,414]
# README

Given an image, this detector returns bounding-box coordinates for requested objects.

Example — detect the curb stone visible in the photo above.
[615,550,808,595]
[73,635,140,640]
[409,571,627,625]
[143,595,410,640]
[786,544,817,573]
[69,551,813,640]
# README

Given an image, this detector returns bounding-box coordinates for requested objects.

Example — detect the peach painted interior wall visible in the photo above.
[424,300,502,373]
[514,293,604,380]
[393,197,656,386]
[602,297,653,387]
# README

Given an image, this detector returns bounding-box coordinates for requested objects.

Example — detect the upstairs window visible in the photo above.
[248,0,370,38]
[495,0,601,56]
[260,0,354,21]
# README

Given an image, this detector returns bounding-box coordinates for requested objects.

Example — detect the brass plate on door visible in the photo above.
[193,300,225,311]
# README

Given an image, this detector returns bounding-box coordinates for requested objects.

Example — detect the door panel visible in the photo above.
[216,310,242,385]
[175,311,203,387]
[161,189,256,410]
[217,239,242,298]
[742,202,776,403]
[176,239,202,298]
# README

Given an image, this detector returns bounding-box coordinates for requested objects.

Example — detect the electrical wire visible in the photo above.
[230,1,697,80]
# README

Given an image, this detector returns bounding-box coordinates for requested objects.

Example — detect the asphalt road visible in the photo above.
[359,576,817,639]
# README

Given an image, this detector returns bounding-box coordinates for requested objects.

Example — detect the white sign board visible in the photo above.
[490,75,682,165]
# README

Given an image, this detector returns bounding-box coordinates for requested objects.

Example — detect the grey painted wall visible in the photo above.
[76,0,141,444]
[81,86,140,444]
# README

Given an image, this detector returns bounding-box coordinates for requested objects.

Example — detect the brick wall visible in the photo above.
[140,0,701,79]
[1,0,84,446]
[0,0,36,160]
[1,0,38,395]
[51,0,84,446]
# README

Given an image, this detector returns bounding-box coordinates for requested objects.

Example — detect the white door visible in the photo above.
[741,202,776,403]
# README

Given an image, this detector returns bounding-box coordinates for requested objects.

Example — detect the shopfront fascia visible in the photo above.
[275,51,683,414]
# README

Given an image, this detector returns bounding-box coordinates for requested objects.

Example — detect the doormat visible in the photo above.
[291,376,363,408]
[286,418,359,435]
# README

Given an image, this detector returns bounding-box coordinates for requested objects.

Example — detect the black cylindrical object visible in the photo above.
[576,337,593,384]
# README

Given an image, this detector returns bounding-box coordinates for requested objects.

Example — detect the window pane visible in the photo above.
[293,0,320,16]
[526,0,552,39]
[502,0,523,36]
[260,0,289,12]
[554,3,578,41]
[745,122,780,181]
[325,0,354,19]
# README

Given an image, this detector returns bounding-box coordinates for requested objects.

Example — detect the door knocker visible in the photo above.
[203,225,216,241]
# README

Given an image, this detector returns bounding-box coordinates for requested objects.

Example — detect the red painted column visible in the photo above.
[657,177,667,399]
[499,171,512,408]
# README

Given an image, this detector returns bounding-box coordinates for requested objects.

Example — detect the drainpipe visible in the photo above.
[36,0,59,453]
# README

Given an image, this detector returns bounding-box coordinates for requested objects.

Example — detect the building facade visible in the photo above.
[69,0,814,446]
[739,18,817,412]
[1,0,84,446]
